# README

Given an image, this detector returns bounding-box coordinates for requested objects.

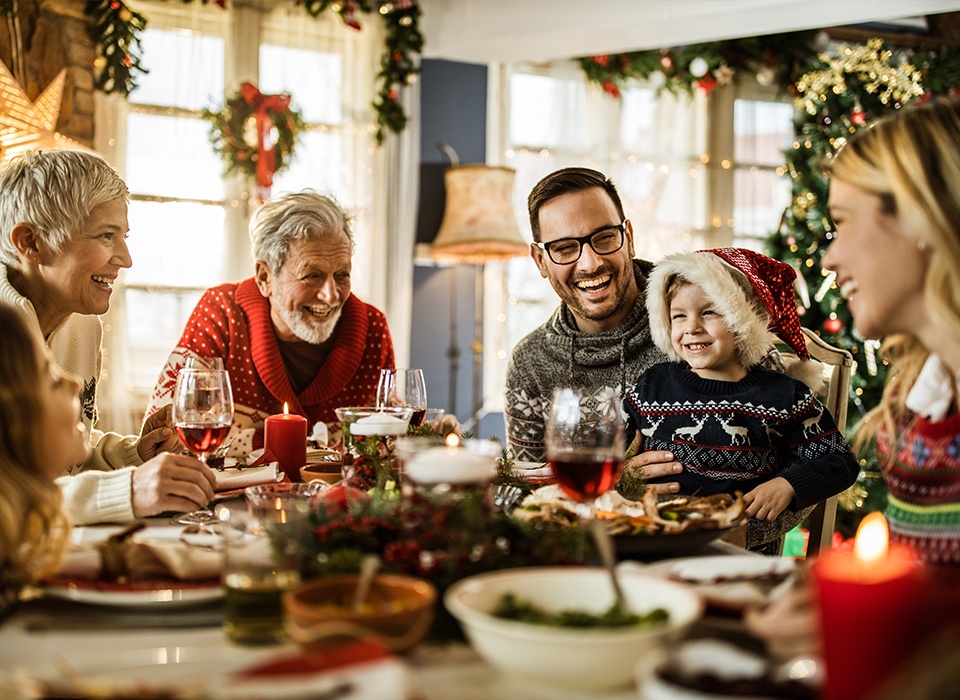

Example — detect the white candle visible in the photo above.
[351,412,409,436]
[405,446,497,484]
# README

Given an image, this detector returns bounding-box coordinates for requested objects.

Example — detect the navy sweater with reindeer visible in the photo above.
[623,362,859,511]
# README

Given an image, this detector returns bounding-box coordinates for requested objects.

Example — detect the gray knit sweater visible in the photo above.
[504,259,668,462]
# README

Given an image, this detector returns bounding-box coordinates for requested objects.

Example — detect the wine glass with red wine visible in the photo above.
[545,387,625,520]
[376,368,428,426]
[172,366,234,525]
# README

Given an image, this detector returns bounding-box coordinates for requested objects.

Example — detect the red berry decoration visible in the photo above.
[850,110,866,125]
[823,317,843,334]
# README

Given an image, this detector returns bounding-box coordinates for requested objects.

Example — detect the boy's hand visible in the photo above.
[743,477,795,521]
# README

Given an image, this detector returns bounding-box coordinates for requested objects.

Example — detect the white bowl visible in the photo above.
[444,566,703,692]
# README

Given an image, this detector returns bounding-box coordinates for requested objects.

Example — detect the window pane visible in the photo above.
[124,288,205,388]
[509,73,588,148]
[734,100,793,165]
[270,131,344,201]
[619,87,657,152]
[733,168,791,237]
[125,201,227,287]
[125,114,225,201]
[260,45,342,124]
[128,28,224,110]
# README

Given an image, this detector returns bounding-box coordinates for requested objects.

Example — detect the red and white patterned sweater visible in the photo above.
[878,411,960,566]
[147,278,395,454]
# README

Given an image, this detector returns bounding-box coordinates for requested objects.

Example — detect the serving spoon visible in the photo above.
[352,554,381,614]
[591,520,628,615]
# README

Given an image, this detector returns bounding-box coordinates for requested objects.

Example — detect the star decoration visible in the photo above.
[0,60,92,163]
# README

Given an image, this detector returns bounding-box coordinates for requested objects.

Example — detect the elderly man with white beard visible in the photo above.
[147,190,395,454]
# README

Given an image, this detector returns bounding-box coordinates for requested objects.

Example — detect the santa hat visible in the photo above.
[646,248,811,370]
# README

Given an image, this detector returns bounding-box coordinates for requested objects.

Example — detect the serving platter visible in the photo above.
[612,525,741,557]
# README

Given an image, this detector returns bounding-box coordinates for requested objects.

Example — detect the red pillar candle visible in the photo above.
[811,512,926,700]
[264,403,308,482]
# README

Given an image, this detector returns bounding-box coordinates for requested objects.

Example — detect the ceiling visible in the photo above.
[419,0,960,64]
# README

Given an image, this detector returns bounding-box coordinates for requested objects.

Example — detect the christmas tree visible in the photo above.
[766,39,937,534]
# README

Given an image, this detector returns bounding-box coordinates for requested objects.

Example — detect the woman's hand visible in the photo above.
[623,433,683,494]
[743,585,821,660]
[131,452,217,518]
[137,404,182,462]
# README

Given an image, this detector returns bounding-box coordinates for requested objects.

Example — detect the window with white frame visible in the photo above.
[730,87,794,249]
[484,63,794,413]
[97,1,382,432]
[483,61,710,413]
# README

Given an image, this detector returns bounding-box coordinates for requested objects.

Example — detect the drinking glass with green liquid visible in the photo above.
[222,518,301,645]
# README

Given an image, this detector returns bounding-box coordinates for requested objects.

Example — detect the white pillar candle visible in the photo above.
[351,412,409,436]
[405,446,497,484]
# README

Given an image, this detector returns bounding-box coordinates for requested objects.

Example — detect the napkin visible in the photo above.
[215,638,410,700]
[55,526,222,582]
[215,462,282,492]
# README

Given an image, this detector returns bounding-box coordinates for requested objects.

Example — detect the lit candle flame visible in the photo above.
[854,511,889,564]
[445,433,460,447]
[283,402,289,415]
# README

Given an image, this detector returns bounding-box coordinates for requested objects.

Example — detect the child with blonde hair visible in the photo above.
[624,248,859,553]
[0,306,84,613]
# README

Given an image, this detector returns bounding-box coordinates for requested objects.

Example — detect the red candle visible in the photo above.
[812,512,926,700]
[264,403,308,482]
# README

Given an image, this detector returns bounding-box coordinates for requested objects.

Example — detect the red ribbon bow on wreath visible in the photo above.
[240,82,292,199]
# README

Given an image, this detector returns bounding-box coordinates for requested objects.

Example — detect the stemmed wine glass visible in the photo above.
[545,387,625,551]
[376,368,428,426]
[172,366,234,525]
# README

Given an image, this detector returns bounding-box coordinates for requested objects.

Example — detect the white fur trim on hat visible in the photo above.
[646,251,775,368]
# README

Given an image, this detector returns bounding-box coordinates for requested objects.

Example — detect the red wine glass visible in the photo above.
[545,387,625,521]
[376,368,428,426]
[172,367,234,525]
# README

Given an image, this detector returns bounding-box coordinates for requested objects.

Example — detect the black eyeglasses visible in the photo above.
[535,221,627,265]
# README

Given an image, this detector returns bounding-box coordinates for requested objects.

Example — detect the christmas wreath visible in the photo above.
[202,82,305,197]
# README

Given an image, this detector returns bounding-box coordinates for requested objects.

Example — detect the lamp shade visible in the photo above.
[430,165,529,262]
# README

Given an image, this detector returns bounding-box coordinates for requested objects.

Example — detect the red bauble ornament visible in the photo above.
[824,317,843,334]
[851,110,866,125]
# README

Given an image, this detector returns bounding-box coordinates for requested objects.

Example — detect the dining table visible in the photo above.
[0,494,765,700]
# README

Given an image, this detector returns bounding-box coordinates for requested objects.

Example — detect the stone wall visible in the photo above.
[0,0,96,145]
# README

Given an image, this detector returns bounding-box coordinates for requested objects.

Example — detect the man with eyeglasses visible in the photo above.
[146,190,395,455]
[505,167,683,493]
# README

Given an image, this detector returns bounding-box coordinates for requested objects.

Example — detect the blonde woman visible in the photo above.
[746,97,960,660]
[0,306,83,613]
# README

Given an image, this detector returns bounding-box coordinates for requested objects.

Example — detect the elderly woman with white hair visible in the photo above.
[0,149,215,525]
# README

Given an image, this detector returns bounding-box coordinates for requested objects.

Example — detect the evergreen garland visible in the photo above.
[83,0,422,144]
[579,31,820,97]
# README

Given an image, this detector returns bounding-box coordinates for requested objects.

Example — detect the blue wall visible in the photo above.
[410,59,505,441]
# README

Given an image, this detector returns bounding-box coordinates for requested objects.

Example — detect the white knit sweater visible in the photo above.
[1,264,142,524]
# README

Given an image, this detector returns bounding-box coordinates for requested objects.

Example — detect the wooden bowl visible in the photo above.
[300,463,343,484]
[283,574,436,653]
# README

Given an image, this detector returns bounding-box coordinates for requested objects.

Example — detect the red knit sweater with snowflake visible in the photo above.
[147,278,395,454]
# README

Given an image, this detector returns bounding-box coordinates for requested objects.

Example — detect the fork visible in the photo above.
[493,484,523,512]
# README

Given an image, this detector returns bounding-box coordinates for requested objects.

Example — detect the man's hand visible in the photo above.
[131,453,217,518]
[623,434,683,494]
[743,477,795,521]
[137,404,182,462]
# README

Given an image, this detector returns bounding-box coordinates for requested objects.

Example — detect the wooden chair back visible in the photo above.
[798,327,853,556]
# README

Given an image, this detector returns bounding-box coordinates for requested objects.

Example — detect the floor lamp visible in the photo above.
[430,164,529,435]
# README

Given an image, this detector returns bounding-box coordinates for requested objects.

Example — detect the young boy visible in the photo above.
[623,248,859,553]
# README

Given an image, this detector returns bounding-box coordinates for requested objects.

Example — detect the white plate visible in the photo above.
[42,578,223,608]
[635,555,796,611]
